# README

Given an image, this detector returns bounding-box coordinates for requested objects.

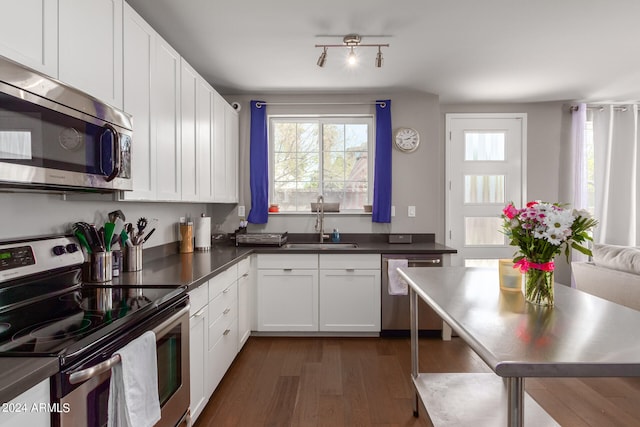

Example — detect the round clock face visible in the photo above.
[394,128,420,152]
[59,127,83,151]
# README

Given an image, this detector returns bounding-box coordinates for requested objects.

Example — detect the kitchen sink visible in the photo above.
[282,242,359,249]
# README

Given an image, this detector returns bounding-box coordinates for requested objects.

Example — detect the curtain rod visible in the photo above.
[255,101,387,108]
[570,105,633,112]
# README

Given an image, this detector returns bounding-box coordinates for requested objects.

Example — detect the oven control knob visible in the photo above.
[52,245,67,256]
[66,243,79,253]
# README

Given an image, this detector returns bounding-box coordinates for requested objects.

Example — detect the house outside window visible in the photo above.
[269,116,374,212]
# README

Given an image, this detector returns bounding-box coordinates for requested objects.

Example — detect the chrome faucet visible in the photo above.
[315,195,329,242]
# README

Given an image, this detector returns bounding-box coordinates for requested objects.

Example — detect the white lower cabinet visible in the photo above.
[0,378,51,427]
[188,284,208,422]
[237,257,252,349]
[256,254,381,333]
[257,254,319,332]
[206,266,238,396]
[319,254,381,332]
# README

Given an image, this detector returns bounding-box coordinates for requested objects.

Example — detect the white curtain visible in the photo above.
[592,104,640,245]
[570,104,589,276]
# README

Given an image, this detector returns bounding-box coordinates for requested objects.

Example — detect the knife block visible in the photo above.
[179,223,194,253]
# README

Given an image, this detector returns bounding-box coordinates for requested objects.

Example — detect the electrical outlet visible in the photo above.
[238,205,245,217]
[391,206,396,217]
[408,206,416,217]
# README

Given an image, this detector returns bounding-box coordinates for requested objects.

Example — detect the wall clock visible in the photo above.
[394,127,420,152]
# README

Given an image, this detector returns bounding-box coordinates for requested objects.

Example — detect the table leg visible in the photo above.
[507,377,524,427]
[410,288,419,417]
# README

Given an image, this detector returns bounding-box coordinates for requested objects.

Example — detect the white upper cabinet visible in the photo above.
[154,37,182,201]
[59,0,123,108]
[180,58,199,201]
[225,103,239,203]
[212,91,239,203]
[197,78,214,202]
[122,3,156,200]
[0,0,58,77]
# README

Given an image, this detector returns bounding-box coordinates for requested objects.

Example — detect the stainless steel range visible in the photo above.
[0,235,190,427]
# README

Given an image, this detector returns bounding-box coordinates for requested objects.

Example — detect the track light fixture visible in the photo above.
[315,34,389,68]
[317,47,327,67]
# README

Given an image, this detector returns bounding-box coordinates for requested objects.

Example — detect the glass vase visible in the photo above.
[524,267,554,306]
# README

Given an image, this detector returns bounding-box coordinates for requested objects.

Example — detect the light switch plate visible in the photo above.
[391,206,396,217]
[238,205,245,217]
[408,206,416,217]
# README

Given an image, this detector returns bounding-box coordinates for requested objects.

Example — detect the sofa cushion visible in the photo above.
[592,244,640,275]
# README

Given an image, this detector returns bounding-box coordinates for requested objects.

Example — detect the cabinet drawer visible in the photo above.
[209,282,237,326]
[319,254,380,270]
[209,296,237,349]
[237,257,250,276]
[208,318,238,392]
[257,254,318,269]
[209,264,237,300]
[188,284,208,316]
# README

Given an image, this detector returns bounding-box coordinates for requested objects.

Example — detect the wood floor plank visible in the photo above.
[196,336,640,427]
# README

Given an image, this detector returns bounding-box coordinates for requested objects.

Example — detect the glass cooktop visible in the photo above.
[0,283,184,357]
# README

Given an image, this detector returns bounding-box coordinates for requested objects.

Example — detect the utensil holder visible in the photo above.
[124,245,143,272]
[83,252,113,282]
[180,223,194,253]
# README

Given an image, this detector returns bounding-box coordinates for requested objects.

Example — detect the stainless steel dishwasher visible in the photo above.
[381,253,443,336]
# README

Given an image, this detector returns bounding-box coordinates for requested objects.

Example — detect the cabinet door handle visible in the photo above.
[241,273,249,278]
[193,307,206,318]
[346,269,355,272]
[223,287,230,293]
[223,308,231,315]
[283,268,292,272]
[223,329,231,336]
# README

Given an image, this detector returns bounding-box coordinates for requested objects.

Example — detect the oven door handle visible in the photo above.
[69,354,121,384]
[68,303,190,385]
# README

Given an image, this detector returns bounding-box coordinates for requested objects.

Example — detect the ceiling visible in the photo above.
[126,0,640,103]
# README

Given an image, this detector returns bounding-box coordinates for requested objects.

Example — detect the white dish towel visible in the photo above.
[108,331,161,427]
[387,259,409,295]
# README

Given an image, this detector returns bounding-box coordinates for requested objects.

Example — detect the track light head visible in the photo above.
[375,46,383,68]
[317,47,327,67]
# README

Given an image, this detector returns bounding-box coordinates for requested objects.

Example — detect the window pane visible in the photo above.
[324,151,345,181]
[274,153,295,181]
[464,175,505,203]
[345,151,367,182]
[297,123,319,152]
[464,132,505,160]
[297,153,319,181]
[323,124,344,151]
[273,123,296,152]
[344,181,368,209]
[296,184,319,211]
[345,124,368,150]
[464,217,504,245]
[273,181,297,211]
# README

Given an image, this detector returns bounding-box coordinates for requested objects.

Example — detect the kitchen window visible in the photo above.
[269,116,374,212]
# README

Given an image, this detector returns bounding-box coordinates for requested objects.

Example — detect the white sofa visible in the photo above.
[571,244,640,311]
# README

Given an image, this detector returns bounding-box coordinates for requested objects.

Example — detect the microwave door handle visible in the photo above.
[101,124,121,182]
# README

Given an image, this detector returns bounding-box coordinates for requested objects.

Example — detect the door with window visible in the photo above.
[445,114,526,267]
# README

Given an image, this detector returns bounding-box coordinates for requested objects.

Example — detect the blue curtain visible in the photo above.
[247,100,269,224]
[372,100,392,223]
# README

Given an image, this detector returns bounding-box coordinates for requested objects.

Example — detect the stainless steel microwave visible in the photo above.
[0,56,132,192]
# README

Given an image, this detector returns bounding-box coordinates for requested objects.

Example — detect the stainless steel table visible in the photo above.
[398,266,640,427]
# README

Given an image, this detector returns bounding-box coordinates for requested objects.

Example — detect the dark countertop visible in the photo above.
[0,358,59,404]
[1,233,456,403]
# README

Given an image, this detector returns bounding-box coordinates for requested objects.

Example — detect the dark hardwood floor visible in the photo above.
[194,336,640,427]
